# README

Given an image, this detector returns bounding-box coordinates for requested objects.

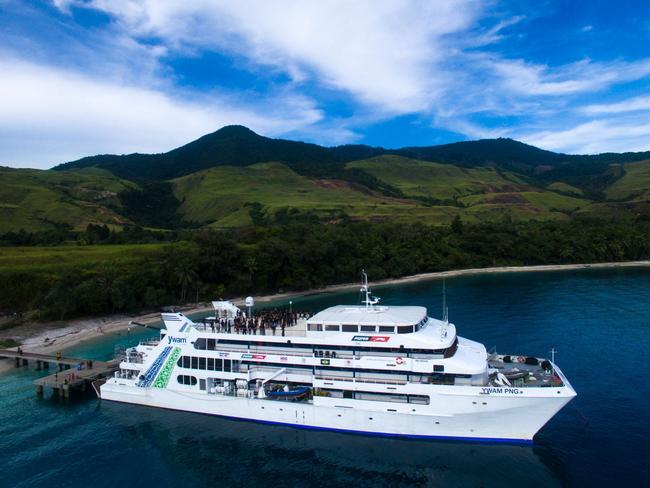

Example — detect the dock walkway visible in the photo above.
[0,348,120,398]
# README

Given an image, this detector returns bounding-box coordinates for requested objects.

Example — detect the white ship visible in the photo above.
[99,274,576,442]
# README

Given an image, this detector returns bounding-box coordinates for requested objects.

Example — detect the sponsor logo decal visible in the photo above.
[218,352,230,358]
[280,356,288,361]
[167,336,187,344]
[395,357,405,365]
[320,359,331,365]
[481,387,524,395]
[241,354,266,360]
[351,335,390,342]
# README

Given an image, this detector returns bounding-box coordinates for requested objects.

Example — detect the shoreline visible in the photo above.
[1,260,648,370]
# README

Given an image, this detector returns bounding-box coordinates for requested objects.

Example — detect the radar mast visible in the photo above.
[360,270,380,308]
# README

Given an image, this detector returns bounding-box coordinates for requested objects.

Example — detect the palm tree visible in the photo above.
[245,256,257,289]
[174,264,198,303]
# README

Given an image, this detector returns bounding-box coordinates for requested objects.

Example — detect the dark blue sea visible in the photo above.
[1,268,649,487]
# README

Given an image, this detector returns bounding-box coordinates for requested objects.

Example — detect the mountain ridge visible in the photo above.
[54,125,650,182]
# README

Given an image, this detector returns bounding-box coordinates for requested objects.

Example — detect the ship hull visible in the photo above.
[100,381,574,442]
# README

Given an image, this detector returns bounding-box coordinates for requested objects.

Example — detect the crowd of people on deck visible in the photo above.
[203,308,310,337]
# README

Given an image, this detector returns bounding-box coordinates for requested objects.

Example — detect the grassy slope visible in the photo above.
[546,181,584,197]
[7,156,650,233]
[0,167,137,232]
[604,160,650,201]
[172,162,461,226]
[347,156,589,220]
[346,155,525,200]
[0,243,166,273]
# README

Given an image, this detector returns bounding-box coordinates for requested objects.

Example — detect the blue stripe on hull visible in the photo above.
[101,397,534,445]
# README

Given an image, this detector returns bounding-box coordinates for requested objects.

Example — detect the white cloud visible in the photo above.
[479,57,650,97]
[0,57,324,168]
[4,0,650,166]
[73,2,650,116]
[581,95,650,115]
[522,117,650,154]
[67,0,481,114]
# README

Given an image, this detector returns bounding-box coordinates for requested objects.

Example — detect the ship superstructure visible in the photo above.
[100,275,576,442]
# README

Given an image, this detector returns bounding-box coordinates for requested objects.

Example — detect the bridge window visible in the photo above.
[325,325,340,332]
[360,325,376,332]
[308,323,323,331]
[177,375,197,386]
[397,325,414,334]
[178,356,228,371]
[444,337,459,358]
[378,326,395,334]
[342,324,358,333]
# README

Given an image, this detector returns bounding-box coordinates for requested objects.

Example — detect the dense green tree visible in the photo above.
[2,219,650,320]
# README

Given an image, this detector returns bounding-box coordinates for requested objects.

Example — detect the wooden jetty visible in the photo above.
[0,348,119,399]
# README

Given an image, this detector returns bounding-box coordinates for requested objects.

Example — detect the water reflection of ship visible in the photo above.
[102,401,563,487]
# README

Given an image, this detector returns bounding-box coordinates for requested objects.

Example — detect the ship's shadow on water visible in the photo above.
[101,401,566,488]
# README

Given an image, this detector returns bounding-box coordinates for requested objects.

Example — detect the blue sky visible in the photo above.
[3,0,650,168]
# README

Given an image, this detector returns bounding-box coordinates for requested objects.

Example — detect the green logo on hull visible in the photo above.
[153,346,181,389]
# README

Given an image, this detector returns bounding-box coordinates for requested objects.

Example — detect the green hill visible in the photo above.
[346,155,529,201]
[170,159,592,228]
[172,162,457,227]
[2,127,650,233]
[55,125,339,181]
[0,166,136,233]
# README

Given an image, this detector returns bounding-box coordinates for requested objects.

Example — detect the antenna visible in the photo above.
[360,269,380,308]
[442,280,449,323]
[440,280,449,339]
[550,347,556,376]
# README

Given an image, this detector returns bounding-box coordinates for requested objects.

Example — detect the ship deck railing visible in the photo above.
[174,344,406,362]
[192,320,308,337]
[210,345,315,357]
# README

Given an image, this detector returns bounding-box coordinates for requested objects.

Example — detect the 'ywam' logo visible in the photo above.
[167,336,187,344]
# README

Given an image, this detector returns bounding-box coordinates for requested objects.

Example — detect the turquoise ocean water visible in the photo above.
[1,268,649,487]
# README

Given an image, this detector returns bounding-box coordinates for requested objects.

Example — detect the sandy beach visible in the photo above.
[1,259,648,371]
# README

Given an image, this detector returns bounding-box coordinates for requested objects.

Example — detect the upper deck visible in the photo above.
[307,305,427,329]
[166,305,458,352]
